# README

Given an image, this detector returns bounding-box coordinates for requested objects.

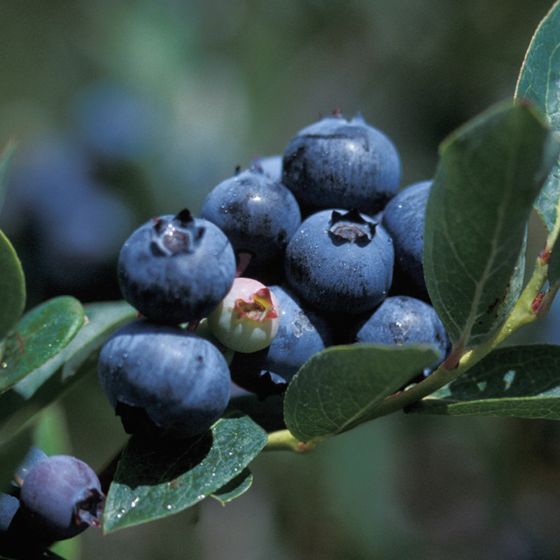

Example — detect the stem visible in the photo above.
[264,429,315,453]
[370,237,556,420]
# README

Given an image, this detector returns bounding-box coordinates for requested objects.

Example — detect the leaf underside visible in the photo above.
[412,345,560,420]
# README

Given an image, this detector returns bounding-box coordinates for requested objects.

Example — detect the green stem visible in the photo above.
[266,215,560,452]
[371,245,553,420]
[264,429,315,452]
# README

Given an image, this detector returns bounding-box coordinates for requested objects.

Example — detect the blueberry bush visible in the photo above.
[3,2,560,557]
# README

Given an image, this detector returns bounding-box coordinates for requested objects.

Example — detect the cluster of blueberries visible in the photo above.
[1,111,451,553]
[0,448,104,554]
[97,111,450,441]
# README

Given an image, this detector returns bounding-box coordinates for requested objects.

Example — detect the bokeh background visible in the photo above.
[1,1,560,558]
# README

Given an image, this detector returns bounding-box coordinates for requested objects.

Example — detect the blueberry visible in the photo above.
[355,295,449,375]
[250,155,283,183]
[98,320,231,438]
[285,209,394,314]
[230,285,331,397]
[200,167,301,277]
[282,113,401,214]
[208,277,280,353]
[118,209,236,324]
[19,455,103,542]
[382,180,431,298]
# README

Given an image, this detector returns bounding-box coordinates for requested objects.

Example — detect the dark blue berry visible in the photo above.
[285,209,394,314]
[19,455,103,542]
[230,285,331,397]
[200,168,301,277]
[355,295,449,375]
[282,114,401,214]
[98,320,231,438]
[382,180,431,298]
[118,209,236,324]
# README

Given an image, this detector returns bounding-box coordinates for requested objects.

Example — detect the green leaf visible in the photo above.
[13,301,135,399]
[0,140,17,215]
[283,344,440,443]
[412,345,560,420]
[0,230,25,340]
[103,414,267,533]
[0,301,136,431]
[515,0,560,232]
[210,469,253,506]
[0,297,85,394]
[424,101,559,349]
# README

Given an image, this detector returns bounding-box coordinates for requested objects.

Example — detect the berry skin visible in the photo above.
[251,155,283,183]
[230,285,331,397]
[200,167,301,276]
[285,209,394,314]
[282,113,401,214]
[382,180,431,298]
[355,295,449,375]
[19,455,104,542]
[98,320,231,438]
[118,209,236,324]
[208,278,280,353]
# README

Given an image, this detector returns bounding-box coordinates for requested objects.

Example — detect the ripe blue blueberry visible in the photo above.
[382,180,431,298]
[285,209,394,314]
[230,285,331,397]
[118,209,236,324]
[200,167,301,277]
[355,295,449,375]
[282,113,401,214]
[98,320,231,438]
[19,455,103,542]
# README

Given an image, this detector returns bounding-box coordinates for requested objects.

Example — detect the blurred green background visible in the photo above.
[2,1,560,558]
